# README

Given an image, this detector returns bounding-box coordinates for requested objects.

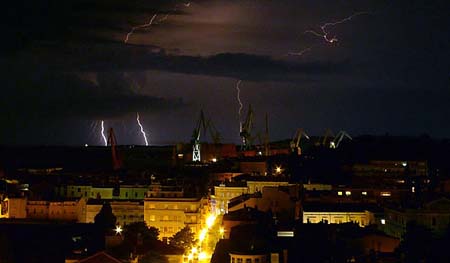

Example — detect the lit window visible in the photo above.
[380,192,391,197]
[338,191,343,196]
[381,219,386,225]
[149,215,155,222]
[362,191,367,196]
[345,191,351,196]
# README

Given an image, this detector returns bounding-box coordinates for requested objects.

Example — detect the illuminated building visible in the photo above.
[56,185,147,200]
[0,197,27,219]
[212,183,248,214]
[212,179,292,214]
[229,252,268,263]
[81,200,144,226]
[144,197,207,241]
[27,199,86,221]
[56,185,114,199]
[228,186,301,222]
[380,197,450,238]
[246,180,290,194]
[302,203,375,227]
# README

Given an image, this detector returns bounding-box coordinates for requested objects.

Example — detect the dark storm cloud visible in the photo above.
[0,71,183,120]
[14,44,347,82]
[2,0,182,52]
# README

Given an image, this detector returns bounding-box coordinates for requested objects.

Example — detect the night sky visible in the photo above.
[1,0,449,145]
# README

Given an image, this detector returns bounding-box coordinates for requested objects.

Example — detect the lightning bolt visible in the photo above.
[124,14,158,44]
[101,120,107,146]
[288,11,369,57]
[235,80,243,132]
[136,112,149,146]
[305,11,369,44]
[125,2,192,43]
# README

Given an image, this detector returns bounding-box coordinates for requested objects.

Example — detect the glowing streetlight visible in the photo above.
[199,229,207,242]
[114,225,123,235]
[198,252,208,260]
[275,165,282,174]
[206,214,216,228]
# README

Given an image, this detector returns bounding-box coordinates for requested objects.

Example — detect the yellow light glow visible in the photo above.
[191,247,198,254]
[114,225,123,235]
[187,253,194,261]
[198,252,208,260]
[219,227,224,235]
[275,166,282,174]
[206,214,216,228]
[199,229,207,242]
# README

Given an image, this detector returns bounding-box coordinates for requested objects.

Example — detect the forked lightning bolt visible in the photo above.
[124,2,192,43]
[124,14,158,44]
[136,112,149,146]
[305,11,369,44]
[101,120,107,146]
[289,11,368,57]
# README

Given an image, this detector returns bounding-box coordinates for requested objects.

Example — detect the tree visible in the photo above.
[169,226,196,252]
[123,222,159,247]
[94,202,117,234]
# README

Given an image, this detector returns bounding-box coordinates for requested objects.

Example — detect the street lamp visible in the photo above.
[275,165,282,174]
[114,225,123,235]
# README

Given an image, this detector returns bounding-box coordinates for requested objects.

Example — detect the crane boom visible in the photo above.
[321,129,335,147]
[332,130,352,148]
[290,128,309,155]
[108,128,122,170]
[240,105,254,150]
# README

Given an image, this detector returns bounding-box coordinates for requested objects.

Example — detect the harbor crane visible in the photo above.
[240,105,254,150]
[290,128,310,155]
[330,130,352,148]
[192,110,208,162]
[191,110,221,162]
[316,129,335,147]
[255,113,270,156]
[108,128,122,170]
